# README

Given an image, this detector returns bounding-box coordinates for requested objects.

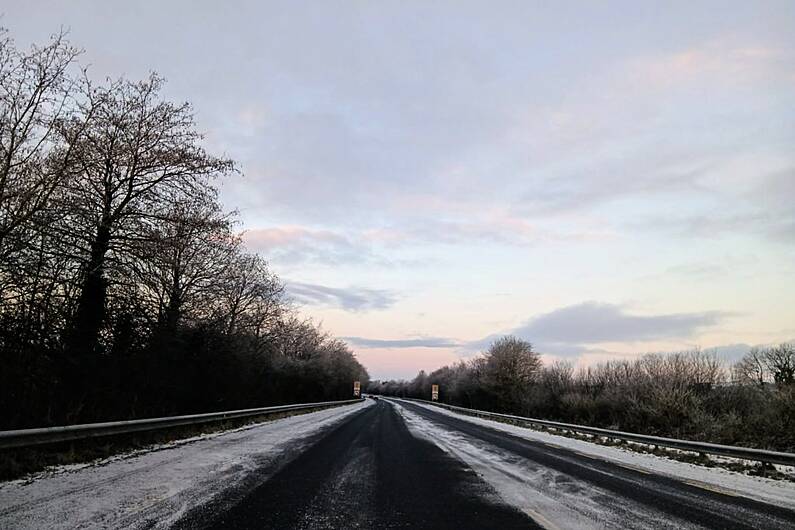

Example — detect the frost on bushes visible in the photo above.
[370,336,795,452]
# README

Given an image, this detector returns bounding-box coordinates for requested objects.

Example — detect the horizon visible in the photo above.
[5,1,794,380]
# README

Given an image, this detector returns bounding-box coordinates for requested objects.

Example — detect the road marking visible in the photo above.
[684,480,741,497]
[568,450,653,478]
[615,462,651,475]
[522,508,564,530]
[570,450,600,460]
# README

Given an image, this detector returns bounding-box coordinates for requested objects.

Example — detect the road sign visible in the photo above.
[353,381,361,397]
[431,384,439,401]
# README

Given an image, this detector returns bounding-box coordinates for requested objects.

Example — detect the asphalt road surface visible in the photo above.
[173,398,795,530]
[176,399,537,529]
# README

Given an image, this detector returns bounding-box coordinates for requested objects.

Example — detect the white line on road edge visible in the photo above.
[397,398,795,511]
[389,399,691,530]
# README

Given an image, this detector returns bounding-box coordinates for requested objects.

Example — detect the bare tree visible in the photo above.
[540,360,574,395]
[217,252,283,337]
[55,74,234,354]
[764,343,795,386]
[130,189,237,331]
[0,27,373,431]
[481,336,541,409]
[273,315,327,361]
[732,348,769,386]
[0,29,81,263]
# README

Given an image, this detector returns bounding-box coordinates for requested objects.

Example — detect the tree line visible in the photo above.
[0,29,368,430]
[368,336,795,452]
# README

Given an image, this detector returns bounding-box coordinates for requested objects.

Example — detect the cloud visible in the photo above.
[515,162,710,216]
[395,215,611,246]
[243,226,371,265]
[665,262,727,280]
[286,281,396,312]
[518,302,726,343]
[466,302,730,355]
[243,217,608,270]
[706,339,795,363]
[706,343,754,363]
[628,166,795,243]
[637,211,795,244]
[627,41,790,90]
[343,336,461,349]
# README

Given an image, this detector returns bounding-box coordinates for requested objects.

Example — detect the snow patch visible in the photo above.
[396,399,795,510]
[392,400,692,530]
[0,401,372,529]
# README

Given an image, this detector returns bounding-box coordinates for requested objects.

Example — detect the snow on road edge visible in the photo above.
[0,400,372,529]
[395,399,795,510]
[392,400,692,530]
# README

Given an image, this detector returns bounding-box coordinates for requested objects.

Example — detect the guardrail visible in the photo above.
[397,398,795,467]
[0,399,363,450]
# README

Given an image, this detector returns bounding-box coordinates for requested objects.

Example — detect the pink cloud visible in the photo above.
[244,226,349,249]
[242,226,368,265]
[627,40,790,89]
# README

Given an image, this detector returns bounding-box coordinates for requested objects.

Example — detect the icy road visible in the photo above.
[1,398,794,529]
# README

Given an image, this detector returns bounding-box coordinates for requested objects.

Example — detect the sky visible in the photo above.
[4,1,794,379]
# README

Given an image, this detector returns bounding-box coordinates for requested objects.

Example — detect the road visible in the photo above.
[174,398,795,530]
[175,398,536,529]
[2,398,794,529]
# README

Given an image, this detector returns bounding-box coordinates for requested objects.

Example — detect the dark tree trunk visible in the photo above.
[69,222,112,357]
